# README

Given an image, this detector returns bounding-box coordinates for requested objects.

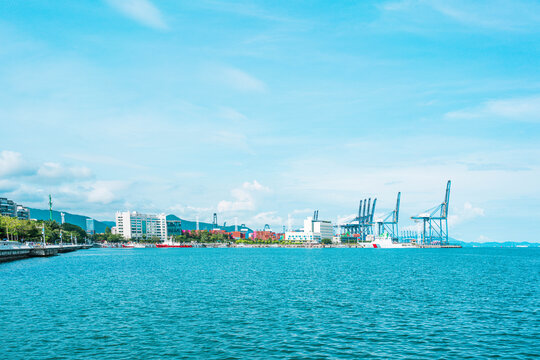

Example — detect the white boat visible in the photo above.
[362,235,417,248]
[156,236,193,248]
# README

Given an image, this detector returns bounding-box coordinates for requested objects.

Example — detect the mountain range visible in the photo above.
[28,208,115,233]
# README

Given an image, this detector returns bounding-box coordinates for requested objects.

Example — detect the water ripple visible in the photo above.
[0,248,538,359]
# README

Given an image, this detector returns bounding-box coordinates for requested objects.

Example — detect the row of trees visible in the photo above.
[94,230,280,244]
[172,231,231,244]
[1,216,336,245]
[0,216,88,243]
[171,232,332,244]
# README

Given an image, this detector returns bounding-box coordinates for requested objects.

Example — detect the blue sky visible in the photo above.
[1,0,539,242]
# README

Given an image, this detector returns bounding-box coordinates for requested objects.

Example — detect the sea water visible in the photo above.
[0,248,538,359]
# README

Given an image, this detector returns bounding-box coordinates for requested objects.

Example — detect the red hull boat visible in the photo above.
[155,244,192,248]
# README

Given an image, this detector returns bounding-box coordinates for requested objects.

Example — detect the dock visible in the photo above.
[0,244,92,263]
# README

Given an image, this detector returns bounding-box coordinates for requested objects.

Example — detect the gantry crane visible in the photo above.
[411,181,451,245]
[375,192,401,241]
[341,197,377,241]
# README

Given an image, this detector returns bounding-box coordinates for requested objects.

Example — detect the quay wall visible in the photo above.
[0,245,91,263]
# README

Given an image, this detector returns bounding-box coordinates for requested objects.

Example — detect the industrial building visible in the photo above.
[0,197,29,220]
[285,213,334,243]
[231,231,246,240]
[115,211,168,241]
[252,230,277,241]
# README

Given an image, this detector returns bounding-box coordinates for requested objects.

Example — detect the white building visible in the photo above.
[285,216,334,243]
[1,197,29,220]
[115,211,167,241]
[285,231,317,243]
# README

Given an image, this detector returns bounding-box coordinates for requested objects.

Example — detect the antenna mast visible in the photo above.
[48,194,53,221]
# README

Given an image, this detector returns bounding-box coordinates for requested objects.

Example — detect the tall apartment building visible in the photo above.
[166,215,182,236]
[0,198,16,217]
[0,197,30,220]
[86,218,96,235]
[16,205,29,220]
[115,211,167,241]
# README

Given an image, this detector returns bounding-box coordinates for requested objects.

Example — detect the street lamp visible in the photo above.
[41,223,45,247]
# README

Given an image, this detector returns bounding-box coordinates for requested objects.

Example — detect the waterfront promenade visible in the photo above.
[0,244,92,263]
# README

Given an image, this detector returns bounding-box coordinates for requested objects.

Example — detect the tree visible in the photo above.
[174,234,187,243]
[46,220,61,231]
[61,223,87,240]
[321,238,332,245]
[200,231,210,243]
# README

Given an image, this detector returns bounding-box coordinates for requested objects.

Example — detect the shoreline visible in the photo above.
[96,242,462,249]
[0,244,92,263]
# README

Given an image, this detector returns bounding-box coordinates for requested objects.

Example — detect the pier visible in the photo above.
[0,244,92,263]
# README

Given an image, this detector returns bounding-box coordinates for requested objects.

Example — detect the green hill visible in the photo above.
[28,208,114,234]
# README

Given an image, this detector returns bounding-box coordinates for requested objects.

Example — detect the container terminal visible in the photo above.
[337,180,459,248]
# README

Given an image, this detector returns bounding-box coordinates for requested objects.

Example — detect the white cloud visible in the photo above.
[380,0,540,32]
[213,66,267,92]
[0,150,35,177]
[446,95,540,122]
[38,162,92,179]
[337,213,356,225]
[217,180,270,212]
[5,183,46,203]
[430,0,540,31]
[168,204,212,215]
[64,153,148,170]
[218,107,248,121]
[197,1,295,23]
[250,211,283,228]
[0,179,18,193]
[105,0,168,30]
[207,130,253,153]
[382,0,416,11]
[448,202,485,227]
[242,180,269,191]
[87,181,128,204]
[292,208,312,214]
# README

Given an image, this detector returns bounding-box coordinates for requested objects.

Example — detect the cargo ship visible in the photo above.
[359,235,460,248]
